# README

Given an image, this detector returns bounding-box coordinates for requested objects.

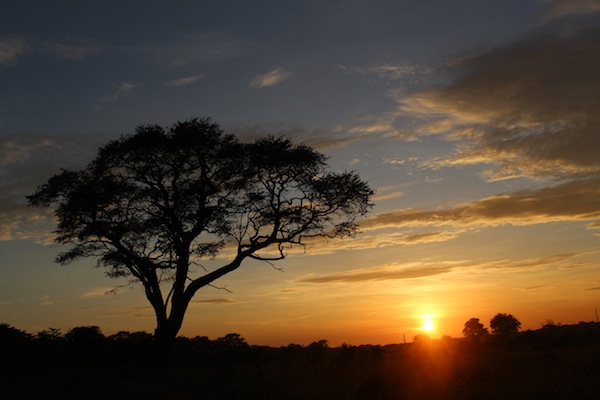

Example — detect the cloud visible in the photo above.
[505,252,588,270]
[397,28,600,181]
[521,285,547,292]
[250,67,292,88]
[40,295,55,306]
[383,158,406,166]
[164,75,202,87]
[259,229,464,257]
[0,35,100,68]
[361,178,600,230]
[299,251,591,285]
[0,134,110,241]
[337,63,432,87]
[193,298,235,304]
[347,113,420,141]
[372,190,404,202]
[82,287,115,298]
[227,123,360,151]
[0,137,55,166]
[540,0,600,21]
[298,265,452,284]
[98,306,154,318]
[41,39,102,60]
[0,197,52,241]
[0,36,30,67]
[349,120,393,135]
[95,82,137,107]
[588,220,600,229]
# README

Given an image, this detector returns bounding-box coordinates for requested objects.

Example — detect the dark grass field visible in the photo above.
[2,323,600,399]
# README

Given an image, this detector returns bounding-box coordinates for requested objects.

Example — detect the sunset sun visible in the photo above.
[422,318,435,331]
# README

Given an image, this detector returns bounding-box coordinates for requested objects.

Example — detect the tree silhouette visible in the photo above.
[462,318,489,338]
[36,327,63,342]
[28,118,374,367]
[490,313,521,336]
[215,333,248,348]
[65,325,105,343]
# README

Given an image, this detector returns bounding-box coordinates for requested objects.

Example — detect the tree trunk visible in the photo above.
[152,298,190,370]
[153,321,180,370]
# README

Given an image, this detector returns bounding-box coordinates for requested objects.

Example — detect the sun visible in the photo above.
[423,319,435,331]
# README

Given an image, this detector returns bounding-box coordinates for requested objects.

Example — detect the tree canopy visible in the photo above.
[462,318,489,338]
[490,313,521,336]
[27,117,374,364]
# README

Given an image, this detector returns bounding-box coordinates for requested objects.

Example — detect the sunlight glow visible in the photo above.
[423,319,435,331]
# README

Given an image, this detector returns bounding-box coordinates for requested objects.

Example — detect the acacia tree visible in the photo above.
[28,118,373,365]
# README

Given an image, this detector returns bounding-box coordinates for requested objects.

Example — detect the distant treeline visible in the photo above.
[2,321,600,399]
[2,321,600,370]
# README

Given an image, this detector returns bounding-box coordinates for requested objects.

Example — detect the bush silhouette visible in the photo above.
[463,317,489,338]
[490,313,521,336]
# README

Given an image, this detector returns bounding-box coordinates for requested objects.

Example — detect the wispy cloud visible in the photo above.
[250,67,292,88]
[0,36,30,68]
[298,251,591,284]
[0,137,55,166]
[0,137,59,240]
[0,35,101,68]
[82,287,115,298]
[164,74,202,87]
[0,133,109,241]
[361,178,600,230]
[193,298,235,304]
[266,229,464,257]
[95,82,137,108]
[298,265,452,284]
[40,295,55,306]
[349,120,393,135]
[337,63,431,86]
[98,306,154,318]
[372,190,404,202]
[41,39,102,60]
[227,123,360,151]
[539,0,600,22]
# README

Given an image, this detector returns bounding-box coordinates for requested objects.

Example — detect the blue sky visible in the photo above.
[1,0,599,345]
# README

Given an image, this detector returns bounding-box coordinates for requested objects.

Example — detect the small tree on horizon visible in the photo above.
[462,317,489,338]
[490,313,521,336]
[27,117,374,367]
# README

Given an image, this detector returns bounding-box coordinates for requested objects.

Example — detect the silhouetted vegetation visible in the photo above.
[27,117,374,367]
[2,321,599,399]
[490,313,521,336]
[462,317,489,339]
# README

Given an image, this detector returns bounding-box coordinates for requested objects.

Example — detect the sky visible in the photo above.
[1,0,599,346]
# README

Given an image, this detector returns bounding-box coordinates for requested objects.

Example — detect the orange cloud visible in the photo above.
[298,251,592,285]
[540,0,600,21]
[250,67,292,88]
[398,29,600,181]
[298,265,452,284]
[361,178,600,230]
[192,298,235,304]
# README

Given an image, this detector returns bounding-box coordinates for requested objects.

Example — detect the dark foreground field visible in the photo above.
[2,322,600,399]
